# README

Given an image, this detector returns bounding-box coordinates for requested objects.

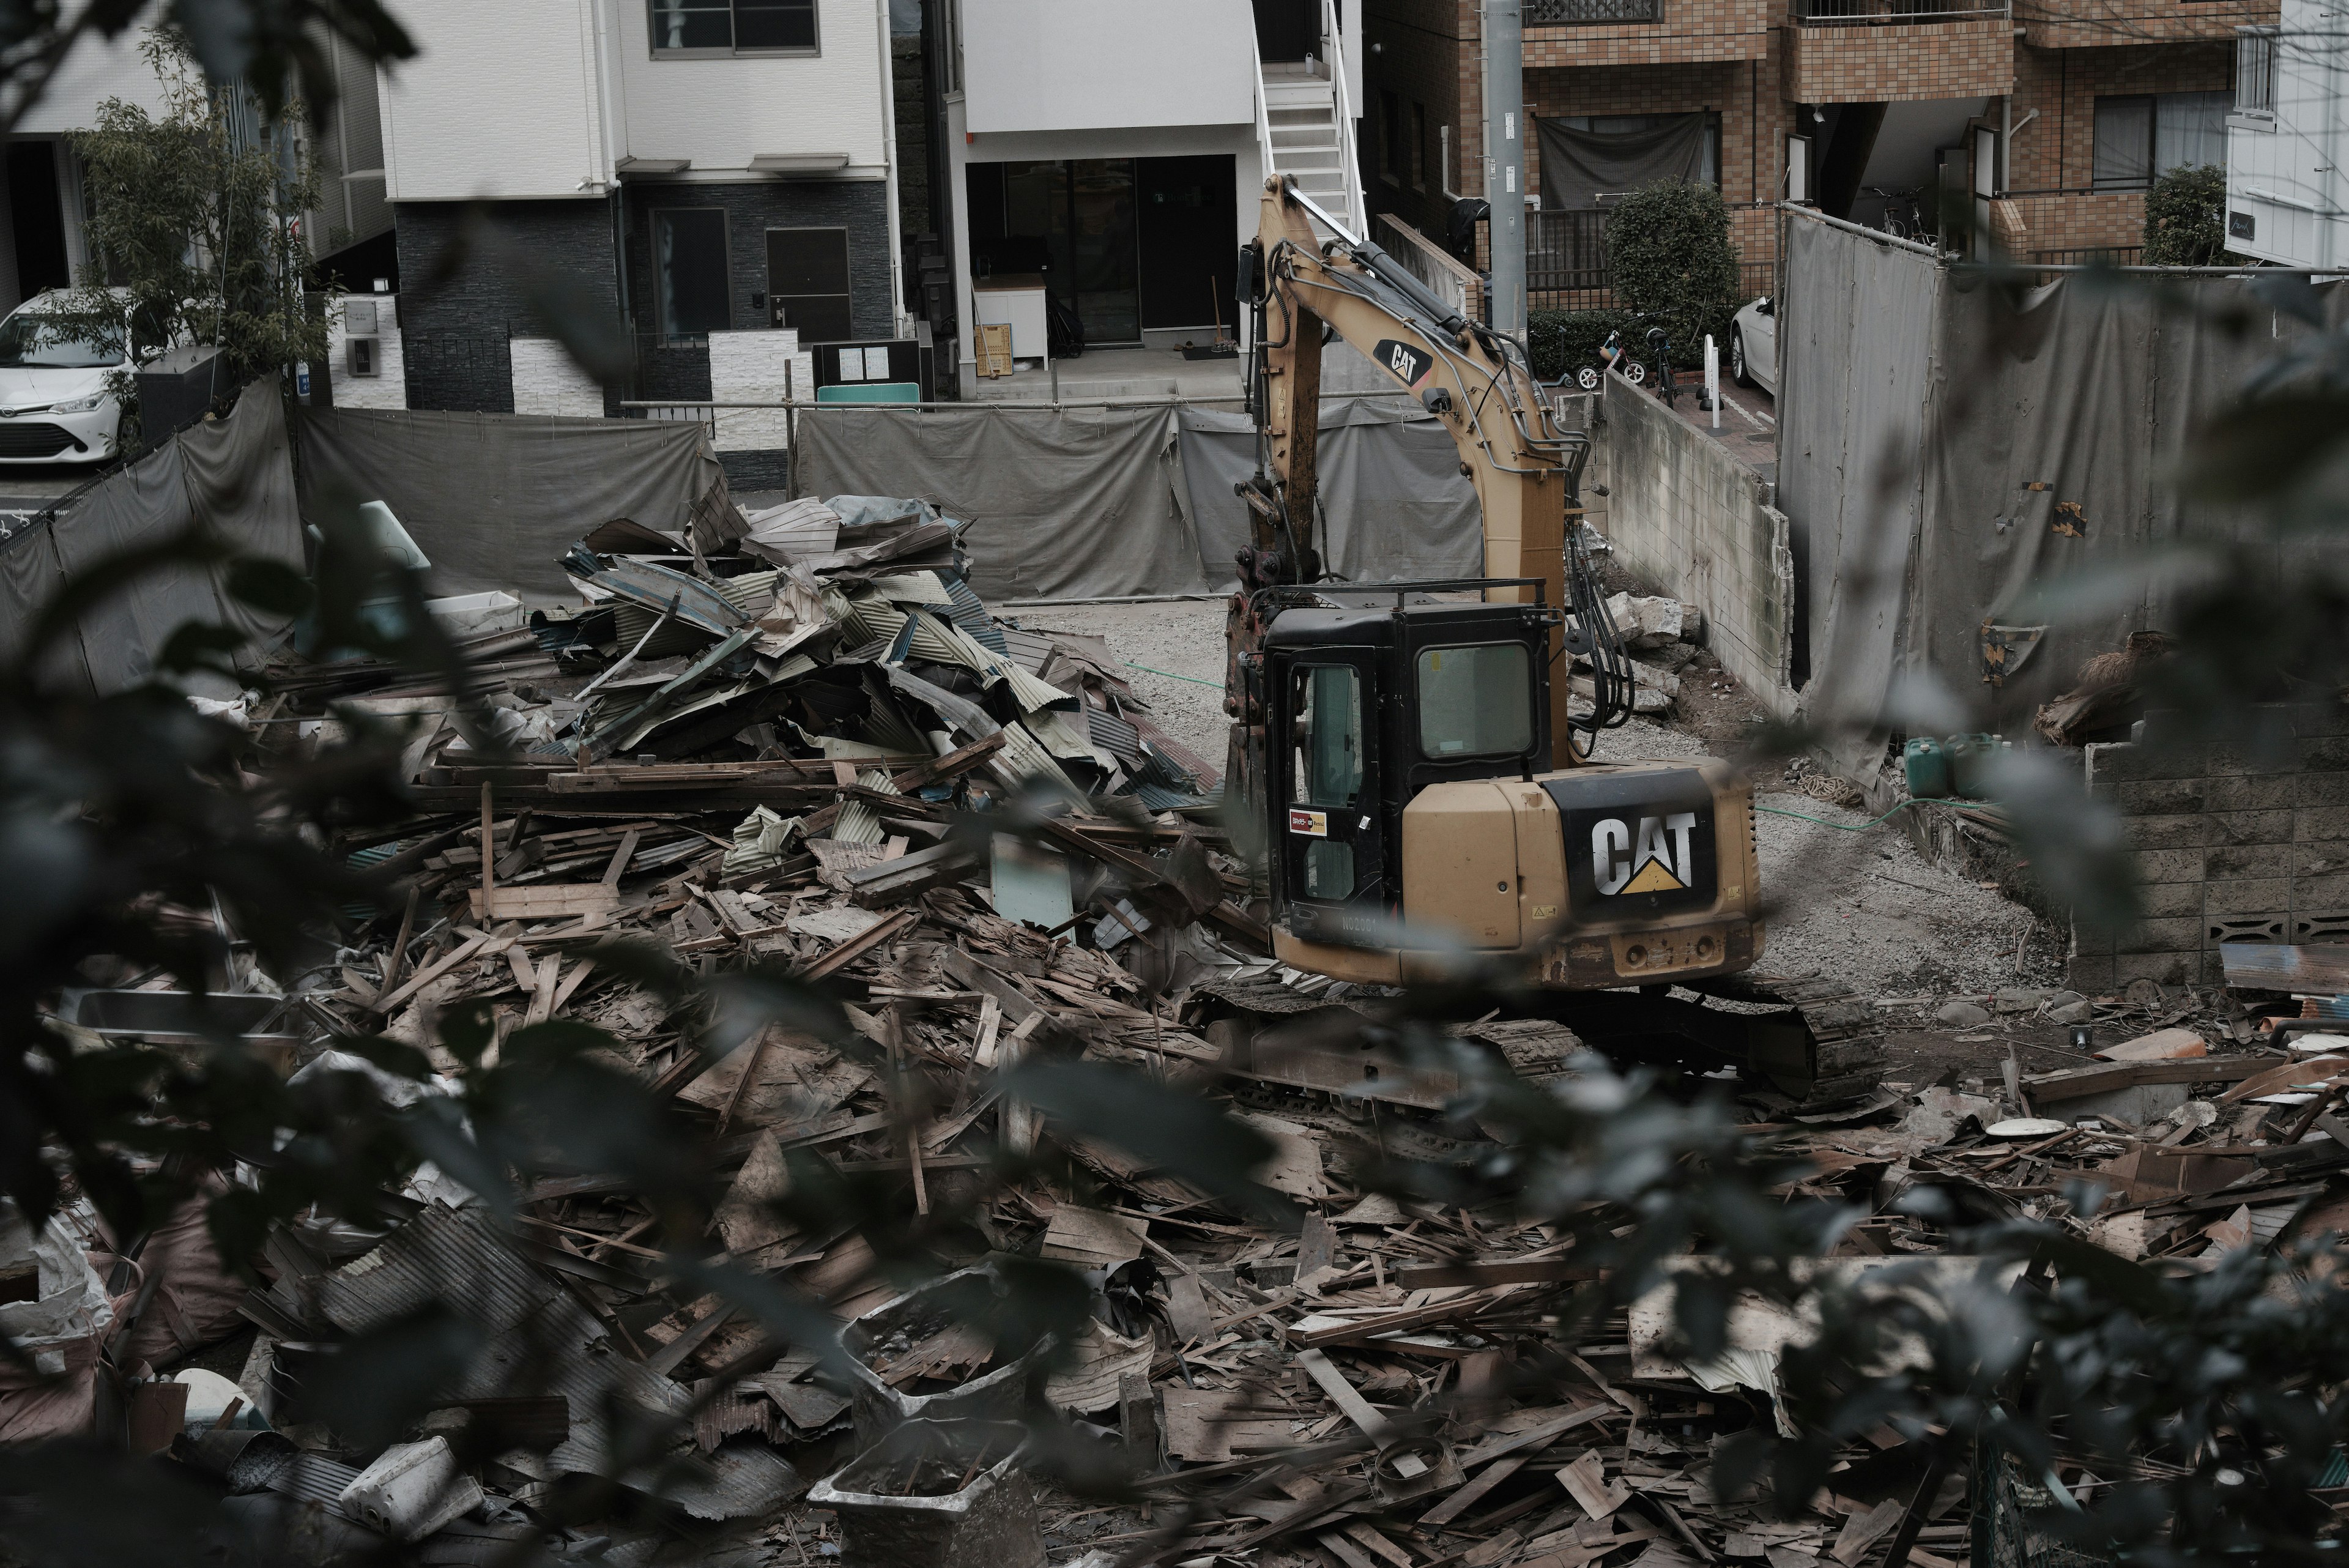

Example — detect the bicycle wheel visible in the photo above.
[1576,365,1601,391]
[1625,361,1647,385]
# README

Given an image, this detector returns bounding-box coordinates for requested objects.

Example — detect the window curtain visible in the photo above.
[2091,96,2153,189]
[2155,90,2232,174]
[1534,113,1714,212]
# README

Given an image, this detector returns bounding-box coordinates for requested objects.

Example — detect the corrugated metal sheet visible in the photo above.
[941,576,1009,655]
[997,628,1056,674]
[831,768,901,846]
[312,1204,797,1519]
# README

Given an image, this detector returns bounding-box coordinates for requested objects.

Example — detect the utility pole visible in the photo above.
[1482,0,1526,339]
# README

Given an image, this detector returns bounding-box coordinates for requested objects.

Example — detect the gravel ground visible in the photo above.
[1017,599,2068,1001]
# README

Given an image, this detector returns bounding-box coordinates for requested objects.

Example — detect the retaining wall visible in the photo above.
[2070,703,2349,990]
[1597,373,1796,715]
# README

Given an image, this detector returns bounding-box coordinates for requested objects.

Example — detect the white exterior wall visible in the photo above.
[612,0,890,176]
[379,0,614,199]
[510,338,607,416]
[962,0,1256,135]
[325,295,407,410]
[17,24,171,133]
[707,329,812,450]
[2226,2,2349,269]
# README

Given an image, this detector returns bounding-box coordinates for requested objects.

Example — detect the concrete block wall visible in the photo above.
[509,339,605,418]
[2069,703,2349,992]
[1598,374,1796,715]
[393,199,621,415]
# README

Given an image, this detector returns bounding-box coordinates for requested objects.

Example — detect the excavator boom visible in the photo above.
[1209,177,1888,1112]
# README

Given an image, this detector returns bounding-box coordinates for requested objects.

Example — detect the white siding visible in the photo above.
[2225,0,2348,269]
[16,23,170,133]
[510,338,607,415]
[379,0,612,199]
[962,0,1256,135]
[614,0,890,174]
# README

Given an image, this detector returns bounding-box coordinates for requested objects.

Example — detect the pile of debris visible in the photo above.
[20,488,2349,1562]
[1572,593,1704,717]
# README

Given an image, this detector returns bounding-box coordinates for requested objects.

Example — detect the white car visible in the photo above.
[0,291,132,464]
[1729,295,1778,397]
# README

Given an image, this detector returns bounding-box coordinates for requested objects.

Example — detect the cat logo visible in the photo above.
[1591,812,1699,896]
[1372,338,1432,389]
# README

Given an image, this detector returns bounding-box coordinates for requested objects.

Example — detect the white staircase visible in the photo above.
[1254,0,1365,240]
[1263,68,1356,236]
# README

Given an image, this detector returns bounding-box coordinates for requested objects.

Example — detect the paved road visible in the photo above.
[0,463,105,541]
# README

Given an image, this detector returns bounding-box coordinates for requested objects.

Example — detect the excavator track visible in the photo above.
[1187,972,1890,1117]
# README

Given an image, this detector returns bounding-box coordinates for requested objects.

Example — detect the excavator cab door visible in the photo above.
[1269,648,1390,946]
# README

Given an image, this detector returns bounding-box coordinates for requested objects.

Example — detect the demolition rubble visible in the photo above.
[12,492,2349,1567]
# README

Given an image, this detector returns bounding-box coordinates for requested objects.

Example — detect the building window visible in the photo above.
[766,227,854,343]
[2237,28,2276,116]
[649,0,817,54]
[1411,102,1428,190]
[654,208,730,343]
[2093,89,2233,188]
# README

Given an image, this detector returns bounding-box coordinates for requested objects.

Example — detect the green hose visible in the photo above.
[1753,799,1924,831]
[1124,661,1225,689]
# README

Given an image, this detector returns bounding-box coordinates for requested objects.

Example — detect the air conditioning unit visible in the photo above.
[347,336,380,377]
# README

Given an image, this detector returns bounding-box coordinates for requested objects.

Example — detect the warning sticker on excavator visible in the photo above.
[1373,339,1433,388]
[1288,809,1328,838]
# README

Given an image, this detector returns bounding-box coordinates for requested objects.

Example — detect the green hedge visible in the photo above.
[1527,308,1636,381]
[2142,163,2247,267]
[1605,180,1742,369]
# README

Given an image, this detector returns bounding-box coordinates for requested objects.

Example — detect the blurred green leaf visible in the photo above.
[2177,392,2349,501]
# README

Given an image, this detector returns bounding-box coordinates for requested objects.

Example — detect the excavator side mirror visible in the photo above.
[1420,386,1453,416]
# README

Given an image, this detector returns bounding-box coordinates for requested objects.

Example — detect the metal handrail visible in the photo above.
[1798,0,2008,20]
[1321,0,1366,237]
[1250,30,1277,201]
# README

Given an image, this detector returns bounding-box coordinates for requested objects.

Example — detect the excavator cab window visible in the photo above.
[1415,644,1534,759]
[1288,664,1364,899]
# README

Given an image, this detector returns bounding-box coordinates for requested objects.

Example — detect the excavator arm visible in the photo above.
[1228,176,1631,776]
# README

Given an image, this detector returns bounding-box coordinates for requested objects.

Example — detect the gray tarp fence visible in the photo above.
[1778,207,2349,773]
[295,408,721,601]
[794,396,1479,600]
[1776,214,1941,774]
[793,403,1204,601]
[1176,399,1482,587]
[0,379,303,697]
[1534,113,1710,214]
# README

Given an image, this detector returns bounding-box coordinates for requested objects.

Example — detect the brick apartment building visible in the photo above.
[1362,0,2275,307]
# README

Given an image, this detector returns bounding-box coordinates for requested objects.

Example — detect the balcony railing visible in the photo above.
[1527,0,1663,22]
[1798,0,2008,23]
[1529,210,1611,295]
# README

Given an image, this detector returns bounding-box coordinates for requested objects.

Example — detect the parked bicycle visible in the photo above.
[1574,325,1646,392]
[1643,325,1678,408]
[1863,184,1925,242]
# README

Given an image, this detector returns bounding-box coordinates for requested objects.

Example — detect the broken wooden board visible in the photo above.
[467,882,622,921]
[1039,1205,1149,1270]
[2221,941,2349,997]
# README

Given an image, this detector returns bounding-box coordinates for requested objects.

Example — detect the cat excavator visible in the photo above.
[1206,176,1883,1110]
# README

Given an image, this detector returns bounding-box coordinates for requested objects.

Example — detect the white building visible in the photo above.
[2225,6,2348,269]
[0,25,390,317]
[376,0,905,429]
[940,0,1364,393]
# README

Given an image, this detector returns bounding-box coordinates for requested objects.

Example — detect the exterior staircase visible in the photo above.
[1261,65,1358,238]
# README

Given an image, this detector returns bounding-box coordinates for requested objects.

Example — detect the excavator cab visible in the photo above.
[1258,584,1552,952]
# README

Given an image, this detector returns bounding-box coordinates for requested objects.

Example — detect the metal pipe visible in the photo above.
[617,390,1422,412]
[1482,0,1526,337]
